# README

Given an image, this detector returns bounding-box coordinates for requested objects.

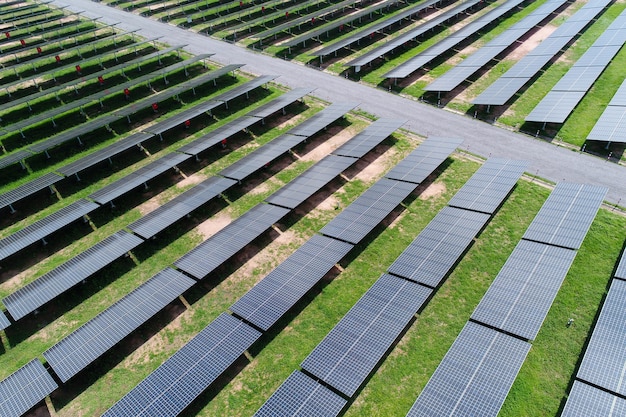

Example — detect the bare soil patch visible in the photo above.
[176,173,207,188]
[197,211,233,239]
[137,198,161,216]
[355,146,399,183]
[299,126,358,162]
[419,181,446,200]
[508,25,558,60]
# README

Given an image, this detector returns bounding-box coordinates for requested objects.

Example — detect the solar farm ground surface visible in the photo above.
[1,2,626,417]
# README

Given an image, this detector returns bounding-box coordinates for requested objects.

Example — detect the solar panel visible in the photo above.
[554,65,611,92]
[3,231,144,321]
[57,132,155,177]
[0,172,62,210]
[265,154,355,209]
[525,91,588,123]
[406,322,531,417]
[177,116,258,156]
[0,149,34,170]
[522,182,607,250]
[503,55,550,78]
[594,28,626,47]
[587,105,626,143]
[102,313,261,417]
[254,370,347,417]
[471,240,577,341]
[88,152,191,204]
[219,133,304,182]
[332,118,405,158]
[575,45,623,67]
[448,158,528,214]
[561,381,626,417]
[388,206,490,287]
[576,279,626,395]
[0,359,58,417]
[129,176,236,239]
[527,35,570,55]
[609,80,626,107]
[230,234,353,331]
[472,77,529,106]
[301,273,431,396]
[288,102,359,138]
[143,101,222,137]
[616,247,626,280]
[216,75,277,104]
[320,178,416,244]
[385,137,462,184]
[425,65,482,92]
[0,199,99,262]
[0,310,10,330]
[249,87,315,119]
[175,203,290,279]
[44,268,195,383]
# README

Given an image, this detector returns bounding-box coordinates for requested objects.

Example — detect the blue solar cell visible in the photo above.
[0,359,58,417]
[561,381,626,417]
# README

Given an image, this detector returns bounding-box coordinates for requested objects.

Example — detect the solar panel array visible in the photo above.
[3,230,144,321]
[561,381,626,417]
[526,9,626,123]
[249,87,314,119]
[0,171,62,211]
[313,0,441,58]
[302,273,431,396]
[101,313,262,417]
[522,182,607,250]
[426,0,571,92]
[288,102,359,137]
[406,322,531,417]
[384,0,527,79]
[43,268,196,383]
[574,278,626,395]
[0,198,99,262]
[385,137,463,184]
[470,240,577,340]
[175,204,291,279]
[587,78,626,143]
[265,154,356,209]
[177,116,258,156]
[320,178,417,244]
[230,234,354,331]
[0,359,58,417]
[253,370,348,417]
[473,0,613,106]
[347,0,483,69]
[388,206,490,287]
[406,180,605,416]
[447,158,529,214]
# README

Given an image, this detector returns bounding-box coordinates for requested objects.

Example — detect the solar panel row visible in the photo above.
[384,0,527,79]
[0,198,99,262]
[230,234,354,331]
[175,203,290,279]
[587,74,626,143]
[0,310,10,330]
[471,239,577,341]
[406,322,531,417]
[0,359,58,417]
[426,0,571,92]
[332,118,405,158]
[253,370,347,417]
[616,247,626,281]
[302,273,431,396]
[129,176,237,239]
[88,152,191,205]
[574,278,626,396]
[320,178,417,244]
[522,182,607,250]
[101,313,261,417]
[561,381,626,417]
[388,206,490,287]
[385,136,462,184]
[43,268,196,383]
[3,230,144,321]
[288,101,359,137]
[0,171,62,210]
[473,0,613,106]
[526,10,626,123]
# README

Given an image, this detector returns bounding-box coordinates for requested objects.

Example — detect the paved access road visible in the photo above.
[51,0,625,204]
